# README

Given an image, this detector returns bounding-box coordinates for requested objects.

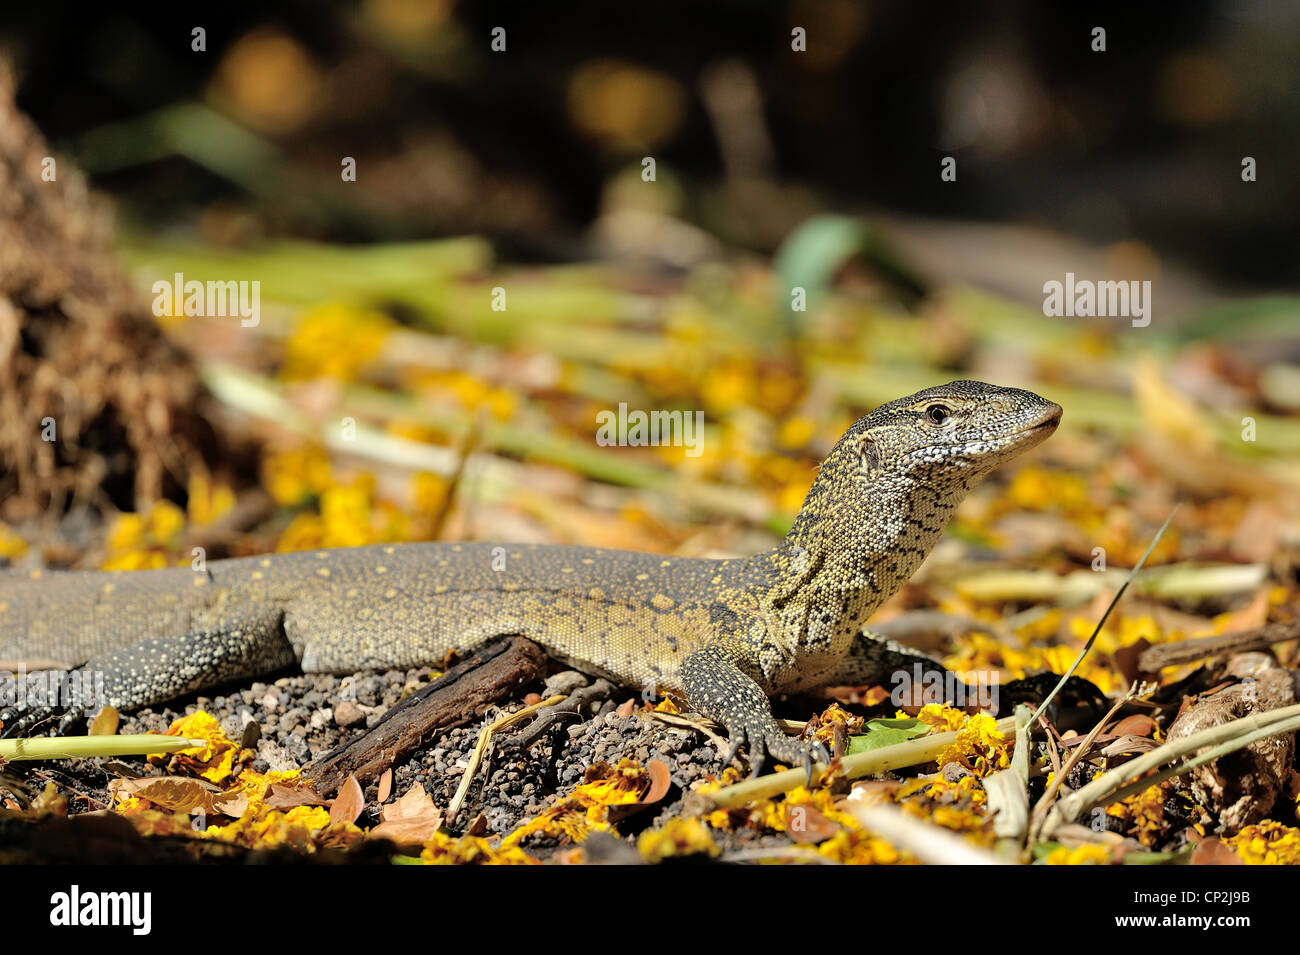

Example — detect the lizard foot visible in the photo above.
[0,701,87,738]
[0,669,91,738]
[722,718,831,784]
[681,644,831,783]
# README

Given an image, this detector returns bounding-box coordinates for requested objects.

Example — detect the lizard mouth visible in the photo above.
[1018,402,1063,435]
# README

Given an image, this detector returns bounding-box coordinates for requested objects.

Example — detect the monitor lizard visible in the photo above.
[0,380,1061,775]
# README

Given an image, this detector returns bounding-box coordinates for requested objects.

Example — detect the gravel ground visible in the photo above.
[16,665,772,859]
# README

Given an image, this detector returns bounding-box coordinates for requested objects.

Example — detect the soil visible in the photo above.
[3,665,763,861]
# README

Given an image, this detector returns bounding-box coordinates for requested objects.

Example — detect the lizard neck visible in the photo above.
[757,470,975,631]
[731,380,1059,687]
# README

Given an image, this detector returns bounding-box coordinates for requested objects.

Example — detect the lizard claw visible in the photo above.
[801,740,832,786]
[786,738,831,787]
[55,706,88,736]
[721,720,830,784]
[0,669,90,737]
[721,734,745,771]
[0,702,86,738]
[0,702,56,737]
[720,722,766,777]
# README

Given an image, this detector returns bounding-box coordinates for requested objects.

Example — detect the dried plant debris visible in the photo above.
[0,66,234,527]
[1164,655,1298,833]
[5,648,1300,865]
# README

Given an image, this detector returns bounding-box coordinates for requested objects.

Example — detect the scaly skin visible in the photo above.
[0,380,1061,773]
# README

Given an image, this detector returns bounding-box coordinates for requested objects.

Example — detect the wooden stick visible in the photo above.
[303,637,545,794]
[1137,620,1300,672]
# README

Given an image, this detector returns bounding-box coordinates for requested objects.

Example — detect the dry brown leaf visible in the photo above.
[1112,714,1158,738]
[644,759,673,804]
[1216,586,1272,633]
[1113,637,1152,686]
[1229,502,1285,564]
[381,785,435,820]
[608,758,675,824]
[111,776,248,818]
[1166,670,1296,833]
[1191,837,1244,865]
[89,706,119,736]
[370,785,444,843]
[266,780,330,810]
[1099,735,1161,758]
[844,779,903,804]
[786,804,840,844]
[330,774,365,826]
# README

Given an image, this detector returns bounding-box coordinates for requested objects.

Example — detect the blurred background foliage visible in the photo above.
[2,0,1296,283]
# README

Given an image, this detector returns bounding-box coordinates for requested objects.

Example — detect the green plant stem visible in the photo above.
[708,715,1017,809]
[0,735,205,761]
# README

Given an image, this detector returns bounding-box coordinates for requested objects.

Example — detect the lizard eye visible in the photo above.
[925,404,951,425]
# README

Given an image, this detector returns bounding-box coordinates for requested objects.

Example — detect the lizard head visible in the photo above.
[780,380,1061,559]
[773,380,1060,617]
[850,380,1062,487]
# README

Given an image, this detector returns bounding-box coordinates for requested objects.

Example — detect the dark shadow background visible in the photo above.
[1,0,1296,283]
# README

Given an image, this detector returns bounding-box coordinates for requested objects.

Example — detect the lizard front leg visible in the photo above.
[680,642,828,779]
